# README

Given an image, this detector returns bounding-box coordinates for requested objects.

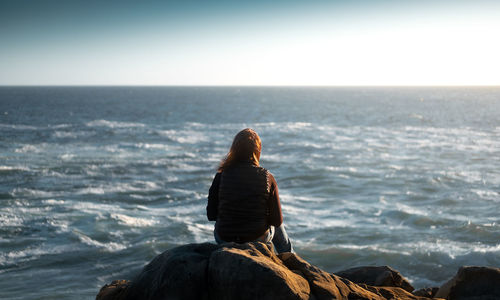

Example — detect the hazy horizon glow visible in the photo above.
[1,0,500,86]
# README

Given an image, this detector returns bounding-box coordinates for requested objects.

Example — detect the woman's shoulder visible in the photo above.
[258,166,276,182]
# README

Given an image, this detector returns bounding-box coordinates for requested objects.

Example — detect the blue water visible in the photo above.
[1,86,499,299]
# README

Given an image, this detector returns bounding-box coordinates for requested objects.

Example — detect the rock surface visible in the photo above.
[96,280,131,300]
[412,287,439,298]
[435,266,500,300]
[96,242,500,300]
[335,265,414,293]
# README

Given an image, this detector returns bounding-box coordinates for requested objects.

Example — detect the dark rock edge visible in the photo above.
[96,242,500,300]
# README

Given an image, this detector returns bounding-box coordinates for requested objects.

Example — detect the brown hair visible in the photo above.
[218,128,261,172]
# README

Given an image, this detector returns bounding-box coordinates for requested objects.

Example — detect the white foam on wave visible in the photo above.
[15,144,43,153]
[0,165,31,171]
[50,123,72,129]
[439,170,483,184]
[397,239,500,259]
[159,202,205,218]
[60,153,75,161]
[86,119,145,128]
[11,188,57,198]
[336,244,412,256]
[111,213,157,227]
[135,143,172,151]
[76,180,161,195]
[186,222,213,243]
[164,175,179,182]
[403,126,471,136]
[325,166,358,173]
[157,129,209,144]
[471,189,499,201]
[409,113,425,120]
[0,244,78,267]
[400,126,499,152]
[167,188,204,200]
[254,121,312,132]
[169,162,206,172]
[43,199,65,205]
[53,130,91,139]
[47,218,70,233]
[136,205,149,210]
[263,153,295,163]
[281,194,326,203]
[0,123,38,130]
[395,203,429,216]
[0,212,23,227]
[74,231,127,252]
[388,164,404,171]
[283,122,312,131]
[286,141,324,150]
[72,201,123,216]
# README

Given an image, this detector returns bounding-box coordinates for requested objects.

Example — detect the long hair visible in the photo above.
[218,128,261,172]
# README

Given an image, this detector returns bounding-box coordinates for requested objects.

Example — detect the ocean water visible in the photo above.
[0,86,499,299]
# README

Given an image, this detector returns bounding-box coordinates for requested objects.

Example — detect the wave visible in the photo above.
[396,240,500,259]
[71,201,122,217]
[47,218,70,233]
[0,213,24,227]
[0,123,72,131]
[471,189,499,201]
[52,130,92,139]
[110,213,157,227]
[50,123,72,129]
[86,119,145,128]
[76,181,161,195]
[253,121,312,131]
[58,154,75,161]
[186,222,213,243]
[0,165,31,172]
[134,143,173,151]
[0,244,78,267]
[14,144,44,153]
[166,188,204,199]
[74,231,127,252]
[11,188,58,198]
[43,199,66,205]
[157,129,209,144]
[0,123,38,130]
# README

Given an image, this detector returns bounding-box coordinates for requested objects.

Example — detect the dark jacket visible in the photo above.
[207,162,283,242]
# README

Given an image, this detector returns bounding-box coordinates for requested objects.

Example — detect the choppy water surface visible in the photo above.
[1,86,499,299]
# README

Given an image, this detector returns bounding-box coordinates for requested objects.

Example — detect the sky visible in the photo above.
[1,0,500,86]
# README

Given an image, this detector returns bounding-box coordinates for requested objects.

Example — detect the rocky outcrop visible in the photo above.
[97,280,131,300]
[435,266,500,300]
[335,265,414,293]
[96,242,500,300]
[412,287,439,298]
[277,251,423,300]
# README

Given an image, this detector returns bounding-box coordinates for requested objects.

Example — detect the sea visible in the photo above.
[0,86,499,299]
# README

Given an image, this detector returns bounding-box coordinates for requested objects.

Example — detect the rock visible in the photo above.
[358,284,429,300]
[208,242,310,300]
[435,266,500,300]
[96,242,431,300]
[279,252,424,300]
[412,287,439,298]
[335,266,414,293]
[124,242,219,300]
[96,280,131,300]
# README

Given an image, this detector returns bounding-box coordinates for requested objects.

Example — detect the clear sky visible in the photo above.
[1,0,499,86]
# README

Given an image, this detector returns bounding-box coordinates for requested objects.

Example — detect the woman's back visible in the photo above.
[216,163,270,242]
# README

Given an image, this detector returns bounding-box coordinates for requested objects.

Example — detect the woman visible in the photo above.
[206,128,293,253]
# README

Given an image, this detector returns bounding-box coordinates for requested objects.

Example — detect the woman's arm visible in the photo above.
[268,173,283,227]
[207,172,221,221]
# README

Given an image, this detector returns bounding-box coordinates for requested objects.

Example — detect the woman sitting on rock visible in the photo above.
[207,128,293,253]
